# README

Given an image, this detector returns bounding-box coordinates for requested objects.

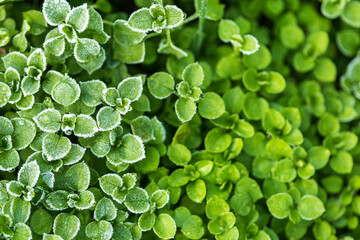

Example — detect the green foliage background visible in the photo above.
[0,0,360,240]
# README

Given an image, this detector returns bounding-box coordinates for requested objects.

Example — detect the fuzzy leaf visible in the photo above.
[74,38,101,63]
[51,76,80,107]
[64,162,91,192]
[124,187,150,214]
[126,8,153,33]
[18,161,40,187]
[96,106,121,131]
[175,97,197,123]
[33,108,61,133]
[42,133,71,161]
[85,220,113,240]
[107,134,145,165]
[66,4,89,32]
[42,0,70,26]
[94,197,117,221]
[53,213,80,240]
[117,76,143,102]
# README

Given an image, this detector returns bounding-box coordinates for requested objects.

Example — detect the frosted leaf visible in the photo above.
[42,0,71,26]
[33,108,62,133]
[164,5,185,29]
[18,161,40,187]
[66,4,89,33]
[74,38,101,63]
[42,133,71,161]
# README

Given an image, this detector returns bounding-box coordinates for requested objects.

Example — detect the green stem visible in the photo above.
[182,12,200,25]
[103,20,113,26]
[165,29,172,43]
[144,32,161,40]
[195,0,208,55]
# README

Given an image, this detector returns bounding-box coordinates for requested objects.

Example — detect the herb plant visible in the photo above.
[0,0,360,239]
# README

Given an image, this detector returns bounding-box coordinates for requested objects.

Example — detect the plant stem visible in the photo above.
[103,20,113,26]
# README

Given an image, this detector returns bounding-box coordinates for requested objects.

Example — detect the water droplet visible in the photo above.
[19,120,24,125]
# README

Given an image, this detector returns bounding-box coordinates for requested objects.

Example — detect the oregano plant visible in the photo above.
[0,0,359,239]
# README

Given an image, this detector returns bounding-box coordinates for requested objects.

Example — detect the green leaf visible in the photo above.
[126,8,153,33]
[33,108,61,133]
[147,72,174,99]
[74,38,101,63]
[181,215,205,239]
[198,92,225,119]
[186,179,206,203]
[66,4,89,33]
[205,128,232,153]
[11,198,31,223]
[12,20,30,52]
[62,144,86,166]
[117,76,143,102]
[114,19,146,46]
[307,146,331,169]
[42,0,70,26]
[85,220,113,240]
[44,36,65,56]
[113,41,145,64]
[235,177,263,202]
[30,209,53,235]
[12,223,32,240]
[28,48,46,71]
[230,191,252,216]
[23,10,48,35]
[51,76,80,106]
[297,195,325,220]
[164,5,184,29]
[138,212,156,231]
[74,114,98,138]
[77,47,106,74]
[329,151,353,174]
[130,116,154,142]
[96,106,121,131]
[218,19,239,42]
[238,34,260,55]
[182,62,204,87]
[42,133,71,161]
[124,187,150,214]
[175,97,197,122]
[153,213,176,239]
[208,212,236,235]
[43,234,64,240]
[45,190,69,211]
[151,190,169,209]
[21,76,40,96]
[2,52,27,75]
[94,197,117,221]
[0,149,20,171]
[99,173,123,196]
[73,190,95,210]
[206,196,230,219]
[167,143,191,166]
[271,159,297,183]
[7,180,24,197]
[0,82,11,107]
[11,118,36,150]
[107,134,145,165]
[53,213,80,240]
[341,1,360,28]
[102,88,120,106]
[18,161,40,187]
[80,80,107,107]
[266,193,293,219]
[64,162,91,192]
